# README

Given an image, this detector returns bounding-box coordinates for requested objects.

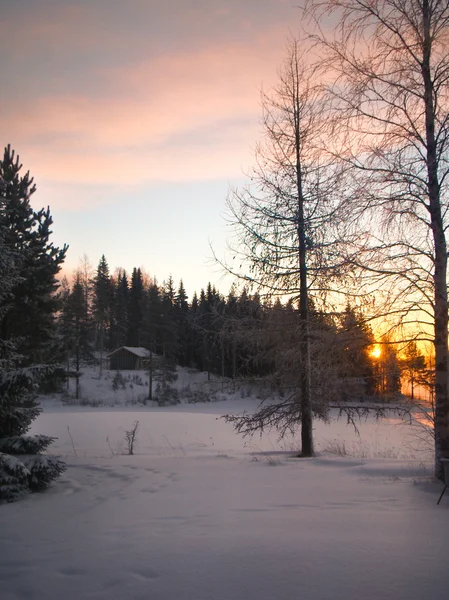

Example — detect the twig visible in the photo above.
[67,425,78,458]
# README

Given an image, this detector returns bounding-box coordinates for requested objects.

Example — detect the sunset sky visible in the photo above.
[1,0,304,296]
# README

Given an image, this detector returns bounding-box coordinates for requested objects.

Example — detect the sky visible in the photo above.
[0,0,306,297]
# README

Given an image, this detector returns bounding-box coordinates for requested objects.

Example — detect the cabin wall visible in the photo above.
[109,349,138,370]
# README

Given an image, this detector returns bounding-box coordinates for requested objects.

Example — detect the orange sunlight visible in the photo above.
[370,345,382,359]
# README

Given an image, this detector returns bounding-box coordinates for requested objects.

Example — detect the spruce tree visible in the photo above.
[174,280,189,366]
[0,147,65,502]
[63,273,91,398]
[92,255,111,376]
[0,365,66,502]
[127,268,144,347]
[189,292,201,369]
[0,145,67,363]
[110,269,129,349]
[338,305,376,393]
[160,277,178,359]
[93,255,111,347]
[142,280,161,353]
[402,342,427,401]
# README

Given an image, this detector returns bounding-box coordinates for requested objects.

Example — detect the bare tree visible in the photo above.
[305,0,449,477]
[124,421,139,455]
[224,39,350,456]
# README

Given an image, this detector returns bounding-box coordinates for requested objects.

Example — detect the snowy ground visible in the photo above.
[1,368,449,600]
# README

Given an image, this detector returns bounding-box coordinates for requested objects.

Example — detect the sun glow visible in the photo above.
[370,346,382,359]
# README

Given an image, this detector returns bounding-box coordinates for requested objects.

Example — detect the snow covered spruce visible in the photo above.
[0,145,67,503]
[0,366,66,502]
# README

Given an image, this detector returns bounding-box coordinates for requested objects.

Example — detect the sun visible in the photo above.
[370,346,382,359]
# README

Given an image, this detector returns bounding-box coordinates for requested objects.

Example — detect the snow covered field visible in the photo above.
[1,370,449,600]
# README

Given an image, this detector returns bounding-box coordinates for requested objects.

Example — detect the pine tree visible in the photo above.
[0,145,67,363]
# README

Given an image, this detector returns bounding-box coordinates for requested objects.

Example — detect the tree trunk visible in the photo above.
[99,325,104,379]
[148,349,153,401]
[294,55,314,457]
[422,0,449,479]
[75,342,80,400]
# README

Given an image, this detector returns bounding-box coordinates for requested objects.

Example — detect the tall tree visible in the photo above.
[111,269,129,349]
[338,305,376,394]
[92,255,111,376]
[0,145,67,363]
[143,279,161,354]
[142,280,161,402]
[159,276,178,359]
[127,268,144,347]
[0,149,65,502]
[174,280,190,366]
[62,273,91,398]
[307,0,449,477]
[224,40,348,455]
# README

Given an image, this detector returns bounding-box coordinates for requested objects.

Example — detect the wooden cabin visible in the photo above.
[108,346,151,370]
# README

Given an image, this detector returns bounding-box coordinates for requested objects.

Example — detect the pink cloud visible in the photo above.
[2,30,287,191]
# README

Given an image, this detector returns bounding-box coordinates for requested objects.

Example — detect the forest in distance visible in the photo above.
[60,253,428,403]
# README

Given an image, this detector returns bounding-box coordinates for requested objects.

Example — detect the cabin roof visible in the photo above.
[107,346,151,358]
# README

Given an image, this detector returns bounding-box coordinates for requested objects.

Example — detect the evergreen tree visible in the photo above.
[375,341,402,396]
[78,255,94,333]
[111,269,129,349]
[197,289,211,374]
[188,292,201,370]
[159,277,178,359]
[0,145,67,363]
[93,255,111,347]
[223,287,239,379]
[141,280,162,402]
[143,280,161,353]
[174,280,190,366]
[0,365,66,502]
[338,305,376,394]
[127,268,144,347]
[62,273,91,398]
[402,342,427,401]
[92,255,111,376]
[154,357,179,406]
[0,147,65,502]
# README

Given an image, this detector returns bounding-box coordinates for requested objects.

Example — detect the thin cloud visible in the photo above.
[2,32,286,193]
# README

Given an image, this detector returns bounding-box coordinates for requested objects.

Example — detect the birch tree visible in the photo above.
[306,0,449,477]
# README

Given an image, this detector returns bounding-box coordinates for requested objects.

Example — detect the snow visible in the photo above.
[107,347,151,358]
[1,368,448,600]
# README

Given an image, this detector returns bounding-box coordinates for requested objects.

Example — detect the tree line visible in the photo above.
[59,253,426,400]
